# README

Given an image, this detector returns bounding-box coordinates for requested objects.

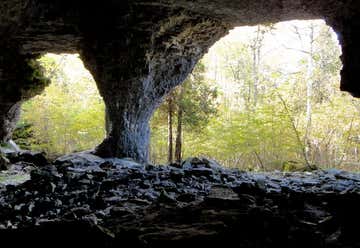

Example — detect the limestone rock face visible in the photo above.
[0,0,359,161]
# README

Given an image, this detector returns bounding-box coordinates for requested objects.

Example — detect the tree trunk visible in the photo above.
[252,28,258,108]
[251,26,264,109]
[304,24,314,165]
[167,94,174,164]
[175,107,183,163]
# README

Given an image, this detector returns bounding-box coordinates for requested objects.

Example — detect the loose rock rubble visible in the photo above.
[0,152,359,247]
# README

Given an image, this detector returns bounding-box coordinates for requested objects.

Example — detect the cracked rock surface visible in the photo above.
[0,153,359,247]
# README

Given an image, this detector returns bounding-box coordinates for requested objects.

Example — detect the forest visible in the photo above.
[16,20,360,172]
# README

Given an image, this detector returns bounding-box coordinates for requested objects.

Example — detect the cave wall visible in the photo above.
[0,45,49,143]
[0,0,359,161]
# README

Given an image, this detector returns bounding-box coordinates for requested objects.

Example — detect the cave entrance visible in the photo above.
[15,54,105,159]
[150,19,360,172]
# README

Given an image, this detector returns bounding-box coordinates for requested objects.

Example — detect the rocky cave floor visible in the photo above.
[0,152,360,247]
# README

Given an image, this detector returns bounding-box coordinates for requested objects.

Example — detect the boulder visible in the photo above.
[9,151,49,167]
[54,151,105,168]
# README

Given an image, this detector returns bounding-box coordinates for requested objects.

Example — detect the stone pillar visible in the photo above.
[81,40,194,162]
[0,103,22,143]
[328,15,360,97]
[81,19,228,162]
[94,92,156,162]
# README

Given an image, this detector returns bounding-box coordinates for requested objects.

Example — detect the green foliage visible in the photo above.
[21,58,51,99]
[282,161,302,172]
[12,122,34,150]
[178,62,218,131]
[150,61,218,164]
[150,20,360,172]
[19,54,105,157]
[16,21,360,172]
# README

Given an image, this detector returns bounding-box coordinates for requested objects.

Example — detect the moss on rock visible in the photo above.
[21,58,51,100]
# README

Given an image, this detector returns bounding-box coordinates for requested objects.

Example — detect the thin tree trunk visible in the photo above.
[252,26,260,108]
[167,94,174,163]
[304,24,314,165]
[254,151,265,171]
[252,46,257,108]
[277,93,312,169]
[175,84,186,163]
[175,107,183,163]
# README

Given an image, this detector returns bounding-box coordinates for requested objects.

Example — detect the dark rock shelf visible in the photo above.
[0,153,359,247]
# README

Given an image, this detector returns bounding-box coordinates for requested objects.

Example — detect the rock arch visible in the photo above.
[0,0,359,162]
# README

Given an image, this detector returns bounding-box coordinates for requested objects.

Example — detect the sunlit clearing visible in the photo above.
[150,19,360,173]
[204,19,341,101]
[16,54,105,158]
